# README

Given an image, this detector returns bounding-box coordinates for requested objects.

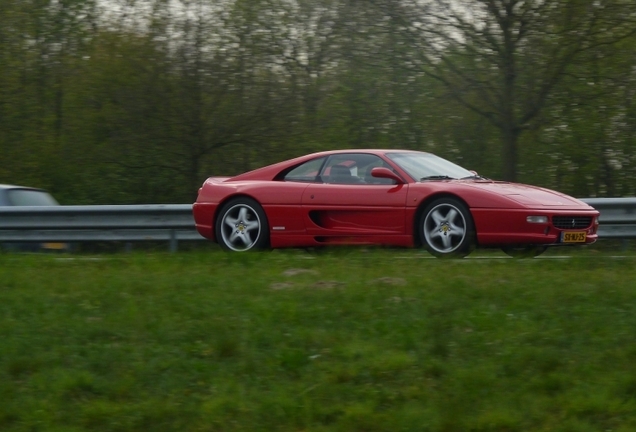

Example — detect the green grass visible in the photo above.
[1,249,636,432]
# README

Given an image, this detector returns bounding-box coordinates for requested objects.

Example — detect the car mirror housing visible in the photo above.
[371,167,404,184]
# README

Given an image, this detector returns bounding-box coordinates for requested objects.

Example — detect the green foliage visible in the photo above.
[0,1,635,202]
[1,250,636,431]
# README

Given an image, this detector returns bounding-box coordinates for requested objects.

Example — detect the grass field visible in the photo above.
[1,249,636,432]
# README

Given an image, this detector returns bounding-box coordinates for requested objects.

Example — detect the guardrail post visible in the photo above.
[169,229,177,253]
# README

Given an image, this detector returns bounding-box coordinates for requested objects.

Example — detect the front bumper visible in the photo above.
[471,208,599,246]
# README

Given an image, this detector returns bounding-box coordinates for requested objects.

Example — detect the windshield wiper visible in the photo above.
[420,175,456,181]
[460,175,490,180]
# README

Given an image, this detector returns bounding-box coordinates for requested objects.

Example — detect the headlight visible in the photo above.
[526,216,548,224]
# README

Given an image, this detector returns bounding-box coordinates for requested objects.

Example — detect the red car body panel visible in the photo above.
[193,149,599,251]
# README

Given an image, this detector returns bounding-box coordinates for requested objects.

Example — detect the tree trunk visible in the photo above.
[501,124,519,183]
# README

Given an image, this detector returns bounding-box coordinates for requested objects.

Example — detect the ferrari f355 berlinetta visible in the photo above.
[193,149,599,257]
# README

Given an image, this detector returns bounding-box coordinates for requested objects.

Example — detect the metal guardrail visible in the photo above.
[581,198,636,239]
[0,205,202,252]
[0,199,634,252]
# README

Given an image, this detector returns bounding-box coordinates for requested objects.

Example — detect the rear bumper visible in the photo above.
[192,202,217,241]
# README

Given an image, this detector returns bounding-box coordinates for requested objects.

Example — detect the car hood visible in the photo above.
[466,181,592,208]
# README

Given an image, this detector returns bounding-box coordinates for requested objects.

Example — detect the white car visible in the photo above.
[0,184,66,251]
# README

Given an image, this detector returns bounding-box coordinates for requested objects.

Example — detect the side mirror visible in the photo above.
[371,167,404,184]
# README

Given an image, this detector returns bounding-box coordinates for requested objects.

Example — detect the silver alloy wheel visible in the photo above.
[423,203,467,254]
[219,203,262,251]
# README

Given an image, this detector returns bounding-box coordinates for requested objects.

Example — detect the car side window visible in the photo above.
[321,154,397,185]
[6,189,59,206]
[282,157,326,183]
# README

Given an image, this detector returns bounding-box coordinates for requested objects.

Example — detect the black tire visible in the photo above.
[502,245,547,258]
[215,197,270,251]
[419,197,475,258]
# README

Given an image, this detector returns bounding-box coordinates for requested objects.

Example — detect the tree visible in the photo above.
[377,0,636,181]
[0,0,98,198]
[528,33,636,196]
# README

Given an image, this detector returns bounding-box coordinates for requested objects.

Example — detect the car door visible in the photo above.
[300,154,408,236]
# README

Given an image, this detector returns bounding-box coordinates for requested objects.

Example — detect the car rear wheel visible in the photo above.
[420,198,475,258]
[501,245,547,258]
[215,197,269,251]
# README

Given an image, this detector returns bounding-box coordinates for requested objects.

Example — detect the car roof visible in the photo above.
[0,184,47,191]
[303,149,421,157]
[227,149,426,182]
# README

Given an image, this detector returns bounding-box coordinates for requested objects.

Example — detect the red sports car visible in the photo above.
[193,149,599,257]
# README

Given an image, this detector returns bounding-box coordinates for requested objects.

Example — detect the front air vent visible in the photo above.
[552,216,593,230]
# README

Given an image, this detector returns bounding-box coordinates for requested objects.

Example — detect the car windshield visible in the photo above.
[6,189,59,206]
[386,152,473,181]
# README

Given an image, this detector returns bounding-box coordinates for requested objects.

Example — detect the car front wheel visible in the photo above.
[420,198,475,258]
[215,197,269,251]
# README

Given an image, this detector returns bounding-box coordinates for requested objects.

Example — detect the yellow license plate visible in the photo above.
[562,232,586,243]
[43,242,66,250]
